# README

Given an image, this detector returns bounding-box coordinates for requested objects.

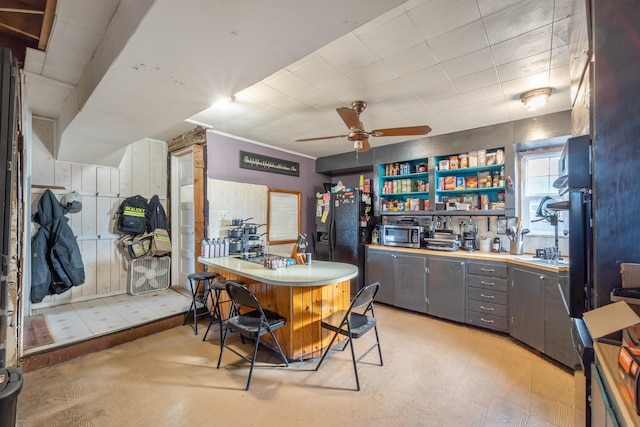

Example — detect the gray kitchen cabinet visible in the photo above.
[427,256,465,322]
[365,247,427,312]
[510,266,545,352]
[366,247,395,305]
[394,253,427,313]
[544,273,577,368]
[466,260,509,332]
[510,265,576,368]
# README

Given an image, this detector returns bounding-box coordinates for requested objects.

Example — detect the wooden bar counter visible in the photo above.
[198,255,358,360]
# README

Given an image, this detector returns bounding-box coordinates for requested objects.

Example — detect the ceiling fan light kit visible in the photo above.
[520,87,552,111]
[296,100,431,153]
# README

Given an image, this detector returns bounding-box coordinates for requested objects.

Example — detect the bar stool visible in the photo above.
[202,279,243,342]
[183,271,221,335]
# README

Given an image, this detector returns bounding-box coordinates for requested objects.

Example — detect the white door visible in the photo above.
[171,149,195,291]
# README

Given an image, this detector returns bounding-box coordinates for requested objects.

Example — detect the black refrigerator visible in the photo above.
[551,135,593,427]
[315,189,372,294]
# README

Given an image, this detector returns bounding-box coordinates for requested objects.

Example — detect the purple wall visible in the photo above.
[206,131,331,246]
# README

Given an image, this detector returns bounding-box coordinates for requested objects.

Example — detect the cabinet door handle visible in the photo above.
[480,281,495,286]
[480,305,494,311]
[481,268,495,272]
[480,318,495,324]
[480,293,495,299]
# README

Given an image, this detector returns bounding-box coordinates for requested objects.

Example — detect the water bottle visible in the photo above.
[209,239,215,258]
[214,239,221,257]
[201,239,210,258]
[224,238,229,256]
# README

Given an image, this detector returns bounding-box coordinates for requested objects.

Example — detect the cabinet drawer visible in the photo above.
[468,299,508,318]
[467,262,507,278]
[467,274,507,292]
[467,310,508,332]
[467,287,508,305]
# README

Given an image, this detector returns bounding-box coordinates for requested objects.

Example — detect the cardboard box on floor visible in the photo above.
[583,301,640,415]
[614,263,640,348]
[582,263,640,415]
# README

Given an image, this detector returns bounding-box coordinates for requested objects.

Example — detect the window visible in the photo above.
[267,188,301,244]
[519,147,565,235]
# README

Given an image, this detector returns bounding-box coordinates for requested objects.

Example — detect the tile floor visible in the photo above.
[17,303,576,426]
[25,288,192,354]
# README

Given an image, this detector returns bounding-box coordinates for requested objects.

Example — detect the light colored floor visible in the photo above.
[17,304,575,427]
[25,288,192,354]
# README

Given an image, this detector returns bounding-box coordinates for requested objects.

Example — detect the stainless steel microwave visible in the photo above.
[380,225,424,248]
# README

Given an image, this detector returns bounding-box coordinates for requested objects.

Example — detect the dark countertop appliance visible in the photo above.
[462,231,477,251]
[424,230,460,251]
[380,224,425,249]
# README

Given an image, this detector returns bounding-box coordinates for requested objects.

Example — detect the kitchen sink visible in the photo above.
[515,257,569,266]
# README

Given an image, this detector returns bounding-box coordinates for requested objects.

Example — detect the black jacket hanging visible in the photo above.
[146,194,169,233]
[31,189,85,303]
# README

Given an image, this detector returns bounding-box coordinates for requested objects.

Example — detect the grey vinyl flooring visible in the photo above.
[17,303,575,427]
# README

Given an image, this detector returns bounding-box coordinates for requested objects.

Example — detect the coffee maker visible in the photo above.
[462,231,477,251]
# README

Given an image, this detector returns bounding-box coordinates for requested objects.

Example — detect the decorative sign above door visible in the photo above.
[239,151,299,177]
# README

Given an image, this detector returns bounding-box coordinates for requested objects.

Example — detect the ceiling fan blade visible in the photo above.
[295,134,347,142]
[370,125,432,137]
[336,107,361,130]
[357,139,372,152]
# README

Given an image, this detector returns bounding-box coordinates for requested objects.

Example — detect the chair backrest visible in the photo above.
[225,281,262,312]
[349,282,380,312]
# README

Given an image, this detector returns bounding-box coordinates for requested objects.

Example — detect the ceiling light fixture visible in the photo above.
[520,87,552,111]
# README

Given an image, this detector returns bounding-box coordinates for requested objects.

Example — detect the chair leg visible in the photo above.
[267,328,289,367]
[202,289,223,342]
[183,278,200,335]
[347,334,360,391]
[217,321,231,369]
[374,326,383,366]
[315,330,340,371]
[193,280,203,335]
[245,336,261,391]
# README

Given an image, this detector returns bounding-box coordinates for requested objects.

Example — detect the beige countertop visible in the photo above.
[366,244,569,273]
[198,255,358,286]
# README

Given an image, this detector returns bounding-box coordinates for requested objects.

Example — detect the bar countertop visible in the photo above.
[198,255,358,287]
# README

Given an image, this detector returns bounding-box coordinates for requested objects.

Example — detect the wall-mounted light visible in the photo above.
[520,87,551,111]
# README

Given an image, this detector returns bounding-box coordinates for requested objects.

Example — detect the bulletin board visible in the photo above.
[267,188,301,244]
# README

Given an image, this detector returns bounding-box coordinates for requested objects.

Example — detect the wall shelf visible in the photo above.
[379,158,430,212]
[434,149,506,212]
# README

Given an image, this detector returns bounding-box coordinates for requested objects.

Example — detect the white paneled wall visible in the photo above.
[207,179,293,254]
[29,119,167,310]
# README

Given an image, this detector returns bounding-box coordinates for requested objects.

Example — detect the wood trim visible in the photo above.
[38,0,57,50]
[193,144,206,272]
[167,126,207,153]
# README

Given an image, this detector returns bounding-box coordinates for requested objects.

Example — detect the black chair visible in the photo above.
[183,271,221,335]
[202,279,243,343]
[217,281,289,390]
[315,282,383,391]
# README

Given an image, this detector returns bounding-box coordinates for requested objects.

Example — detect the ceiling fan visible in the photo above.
[295,101,431,152]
